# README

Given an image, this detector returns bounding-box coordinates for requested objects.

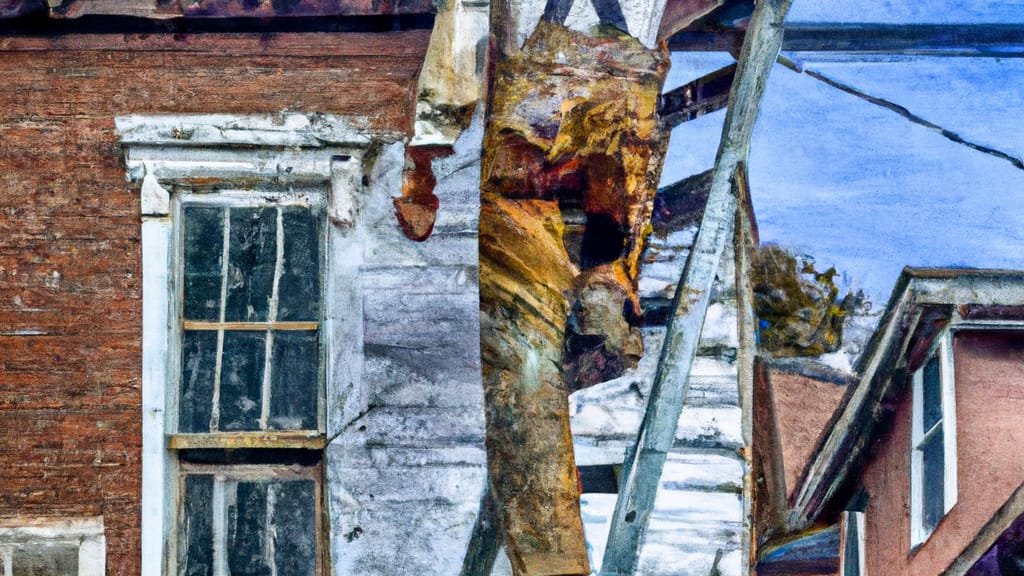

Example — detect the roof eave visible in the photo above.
[788,267,1024,530]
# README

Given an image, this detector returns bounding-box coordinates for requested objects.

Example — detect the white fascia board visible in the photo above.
[910,362,925,546]
[909,274,1024,307]
[939,332,958,515]
[792,270,1024,527]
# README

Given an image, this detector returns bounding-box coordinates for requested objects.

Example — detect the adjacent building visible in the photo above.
[753,268,1024,576]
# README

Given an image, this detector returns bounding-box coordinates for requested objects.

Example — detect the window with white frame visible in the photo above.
[910,330,957,547]
[0,517,105,576]
[118,113,368,576]
[176,193,324,437]
[171,190,326,576]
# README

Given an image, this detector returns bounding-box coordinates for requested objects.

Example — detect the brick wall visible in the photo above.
[0,31,427,574]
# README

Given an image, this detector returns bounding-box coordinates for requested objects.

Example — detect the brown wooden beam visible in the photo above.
[668,24,1024,57]
[479,20,669,576]
[655,0,723,43]
[659,63,735,129]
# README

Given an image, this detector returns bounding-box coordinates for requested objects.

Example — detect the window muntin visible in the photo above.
[122,114,366,576]
[911,331,957,547]
[175,193,325,436]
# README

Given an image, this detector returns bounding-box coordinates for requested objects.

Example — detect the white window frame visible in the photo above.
[910,330,957,548]
[0,517,105,576]
[118,114,369,576]
[840,510,866,576]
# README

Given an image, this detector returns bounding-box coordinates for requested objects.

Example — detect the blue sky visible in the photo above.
[662,34,1024,304]
[787,0,1024,24]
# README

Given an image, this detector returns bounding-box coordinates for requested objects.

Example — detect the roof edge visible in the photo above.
[788,267,1024,529]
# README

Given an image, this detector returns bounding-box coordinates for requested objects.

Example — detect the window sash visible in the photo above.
[910,331,957,547]
[173,192,327,437]
[175,463,323,576]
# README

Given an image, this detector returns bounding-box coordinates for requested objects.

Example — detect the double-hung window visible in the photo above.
[122,113,365,576]
[171,191,326,576]
[910,331,957,547]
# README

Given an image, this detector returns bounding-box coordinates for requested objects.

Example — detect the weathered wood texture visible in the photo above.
[479,22,668,576]
[667,23,1024,56]
[0,32,427,575]
[568,157,753,573]
[326,120,489,575]
[479,193,587,576]
[655,0,722,42]
[658,64,735,130]
[751,358,790,551]
[601,0,791,569]
[0,0,434,19]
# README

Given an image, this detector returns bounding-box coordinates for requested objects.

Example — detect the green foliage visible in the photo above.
[751,245,862,357]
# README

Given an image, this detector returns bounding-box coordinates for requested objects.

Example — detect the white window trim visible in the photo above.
[118,113,369,576]
[910,330,958,548]
[840,510,866,576]
[0,517,105,576]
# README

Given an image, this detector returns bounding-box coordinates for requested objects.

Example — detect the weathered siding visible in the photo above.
[570,233,748,575]
[326,122,487,575]
[860,331,1024,576]
[0,32,427,574]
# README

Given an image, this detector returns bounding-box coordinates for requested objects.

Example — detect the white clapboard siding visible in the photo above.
[572,219,747,575]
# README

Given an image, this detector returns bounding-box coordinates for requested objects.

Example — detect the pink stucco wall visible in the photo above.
[771,371,848,501]
[860,331,1024,576]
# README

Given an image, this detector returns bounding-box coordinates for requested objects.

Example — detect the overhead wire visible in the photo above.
[776,54,1024,172]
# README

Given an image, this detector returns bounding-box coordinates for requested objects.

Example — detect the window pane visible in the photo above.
[268,331,319,431]
[225,208,277,323]
[181,475,214,576]
[271,480,317,576]
[923,355,943,432]
[183,206,225,322]
[219,331,267,432]
[11,544,79,576]
[578,465,619,494]
[843,514,860,576]
[278,206,321,322]
[921,427,945,532]
[223,479,316,576]
[180,330,218,433]
[228,481,271,576]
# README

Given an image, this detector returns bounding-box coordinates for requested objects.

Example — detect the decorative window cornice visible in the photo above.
[116,113,369,226]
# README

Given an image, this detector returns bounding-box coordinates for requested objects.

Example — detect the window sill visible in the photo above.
[169,432,327,450]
